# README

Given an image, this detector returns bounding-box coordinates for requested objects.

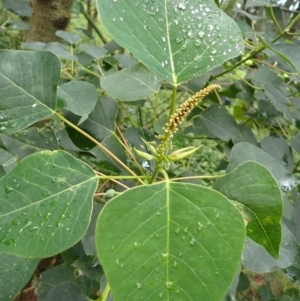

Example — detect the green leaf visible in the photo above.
[0,149,17,173]
[227,142,297,193]
[100,63,162,101]
[82,203,103,256]
[58,81,98,125]
[0,150,98,258]
[96,182,245,301]
[78,96,118,141]
[96,0,244,85]
[214,161,283,258]
[3,0,32,17]
[0,253,38,300]
[56,31,81,45]
[0,50,60,134]
[261,136,294,173]
[0,127,58,160]
[79,44,108,60]
[36,263,93,300]
[196,104,240,141]
[258,40,300,73]
[44,43,78,61]
[45,282,87,301]
[243,223,300,273]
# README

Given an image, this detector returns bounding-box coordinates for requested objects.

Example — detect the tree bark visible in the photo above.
[26,0,73,42]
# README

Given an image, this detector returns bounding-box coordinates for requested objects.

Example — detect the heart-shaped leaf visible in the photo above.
[214,161,283,258]
[0,51,60,134]
[96,182,245,301]
[96,0,244,85]
[0,151,98,258]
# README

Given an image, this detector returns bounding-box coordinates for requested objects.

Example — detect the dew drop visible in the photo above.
[194,39,201,47]
[173,261,178,268]
[197,222,203,231]
[133,242,140,249]
[4,238,15,245]
[211,48,217,54]
[136,282,142,289]
[158,293,163,298]
[183,227,188,233]
[178,252,183,257]
[198,31,205,38]
[181,45,187,51]
[155,234,159,238]
[182,235,185,240]
[12,218,19,226]
[190,238,195,245]
[187,30,194,38]
[175,37,181,44]
[162,36,166,42]
[175,228,180,234]
[178,3,186,10]
[165,281,174,289]
[111,245,115,252]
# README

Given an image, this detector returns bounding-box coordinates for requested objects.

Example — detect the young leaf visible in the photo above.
[214,161,283,258]
[0,151,98,258]
[0,51,60,134]
[96,182,245,301]
[96,0,244,85]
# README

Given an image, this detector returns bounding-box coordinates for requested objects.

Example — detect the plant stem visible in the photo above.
[83,11,107,44]
[96,282,110,301]
[168,85,177,120]
[55,112,145,185]
[97,175,148,180]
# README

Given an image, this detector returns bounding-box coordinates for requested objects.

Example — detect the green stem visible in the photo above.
[83,11,107,44]
[210,12,300,81]
[55,112,145,185]
[96,282,110,301]
[168,85,177,120]
[98,175,148,180]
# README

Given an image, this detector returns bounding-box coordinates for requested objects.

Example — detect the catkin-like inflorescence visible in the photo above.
[163,84,221,137]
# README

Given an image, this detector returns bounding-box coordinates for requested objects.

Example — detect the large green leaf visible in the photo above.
[0,253,38,300]
[0,51,60,134]
[214,161,283,258]
[96,182,246,301]
[0,151,98,258]
[96,0,244,85]
[100,63,162,101]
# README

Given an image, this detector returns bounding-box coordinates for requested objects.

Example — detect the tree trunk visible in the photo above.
[26,0,73,42]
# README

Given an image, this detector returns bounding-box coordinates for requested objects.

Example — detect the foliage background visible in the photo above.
[1,0,300,300]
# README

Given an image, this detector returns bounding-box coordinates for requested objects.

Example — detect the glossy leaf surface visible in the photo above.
[0,151,98,258]
[96,0,244,85]
[0,51,60,134]
[96,182,245,301]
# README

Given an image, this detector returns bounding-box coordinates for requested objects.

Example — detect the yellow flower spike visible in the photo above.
[167,146,202,161]
[162,84,221,139]
[134,147,154,161]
